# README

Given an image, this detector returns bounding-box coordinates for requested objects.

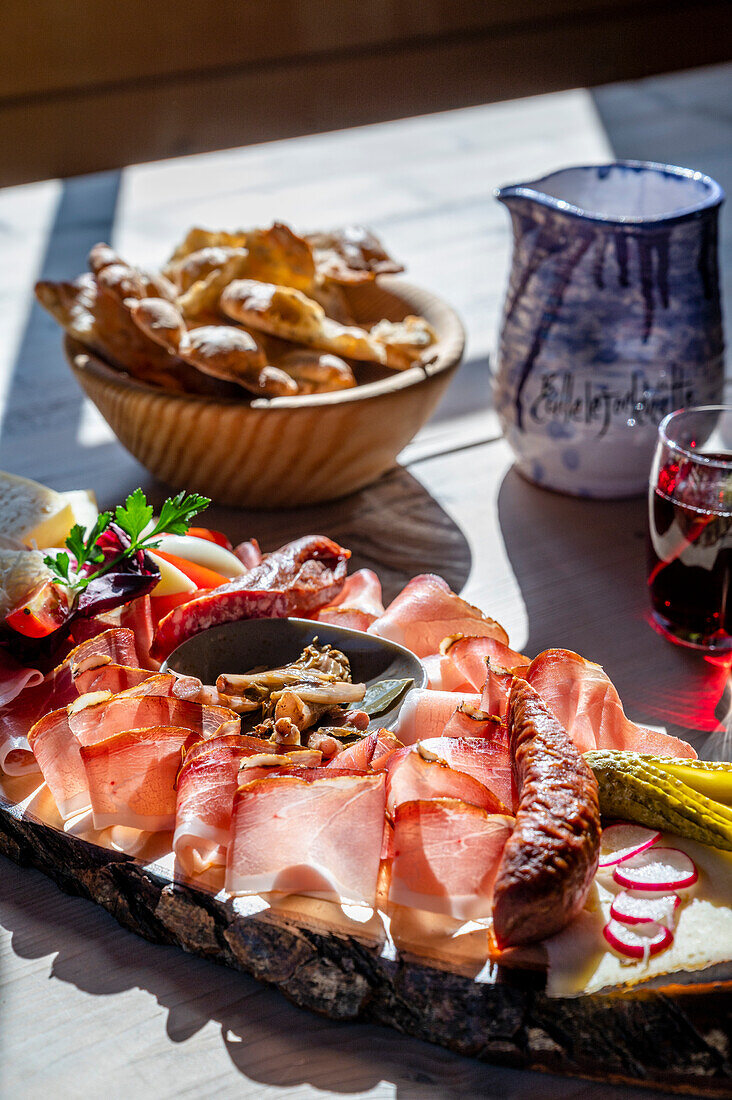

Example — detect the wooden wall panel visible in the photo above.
[0,0,729,185]
[0,0,655,99]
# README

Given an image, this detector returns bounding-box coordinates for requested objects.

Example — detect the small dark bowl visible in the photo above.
[162,617,426,730]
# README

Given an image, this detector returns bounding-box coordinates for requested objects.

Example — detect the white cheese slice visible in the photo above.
[0,472,98,549]
[0,471,74,548]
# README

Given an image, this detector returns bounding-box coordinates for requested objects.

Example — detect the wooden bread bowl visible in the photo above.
[66,278,465,508]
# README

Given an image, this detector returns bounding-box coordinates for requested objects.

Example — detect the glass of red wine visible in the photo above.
[648,405,732,651]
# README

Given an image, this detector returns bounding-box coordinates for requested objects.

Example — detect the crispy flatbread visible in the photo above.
[34,275,186,389]
[170,246,249,294]
[305,226,404,284]
[164,227,248,271]
[273,350,356,394]
[166,223,316,292]
[129,297,297,398]
[89,243,177,303]
[220,279,435,369]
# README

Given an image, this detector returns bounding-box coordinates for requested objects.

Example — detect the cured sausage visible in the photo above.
[150,535,350,660]
[492,677,601,947]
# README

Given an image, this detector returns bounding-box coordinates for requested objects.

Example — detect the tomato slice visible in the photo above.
[186,527,233,551]
[5,580,71,639]
[152,549,229,591]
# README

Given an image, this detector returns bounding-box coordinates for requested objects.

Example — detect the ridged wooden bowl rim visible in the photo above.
[65,277,465,411]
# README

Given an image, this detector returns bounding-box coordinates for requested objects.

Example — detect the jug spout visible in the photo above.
[494,182,540,209]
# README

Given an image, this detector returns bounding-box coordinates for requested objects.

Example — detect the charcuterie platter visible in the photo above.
[0,470,731,1095]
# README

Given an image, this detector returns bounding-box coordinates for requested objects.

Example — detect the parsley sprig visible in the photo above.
[43,488,210,596]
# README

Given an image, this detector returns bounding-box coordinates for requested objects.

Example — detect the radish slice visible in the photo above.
[598,823,661,868]
[613,847,698,892]
[610,890,681,927]
[603,918,674,960]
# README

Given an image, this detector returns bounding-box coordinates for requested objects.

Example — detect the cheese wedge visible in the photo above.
[0,471,98,548]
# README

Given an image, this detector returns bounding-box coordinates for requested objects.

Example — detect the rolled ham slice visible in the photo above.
[526,649,697,759]
[81,725,197,831]
[27,708,89,820]
[226,772,386,905]
[424,635,529,694]
[73,663,154,696]
[67,627,140,683]
[0,660,76,777]
[174,738,264,876]
[67,693,237,747]
[0,647,44,773]
[384,746,510,816]
[314,569,384,633]
[389,799,513,918]
[393,688,485,745]
[325,732,377,771]
[1,632,136,778]
[417,735,516,810]
[370,574,508,658]
[0,649,44,707]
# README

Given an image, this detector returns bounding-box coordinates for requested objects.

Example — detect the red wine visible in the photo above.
[648,455,732,647]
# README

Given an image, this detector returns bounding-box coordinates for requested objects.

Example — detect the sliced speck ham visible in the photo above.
[67,627,140,681]
[73,663,154,696]
[384,746,510,816]
[526,649,696,759]
[389,798,513,918]
[417,735,516,811]
[81,725,197,831]
[67,693,237,747]
[426,635,529,695]
[174,736,269,876]
[325,732,377,771]
[313,568,384,633]
[226,772,386,905]
[393,687,485,745]
[27,708,89,820]
[370,574,508,658]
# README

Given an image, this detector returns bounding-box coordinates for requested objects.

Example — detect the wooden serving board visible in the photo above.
[1,776,731,1097]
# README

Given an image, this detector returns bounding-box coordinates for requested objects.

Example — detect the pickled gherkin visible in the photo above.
[584,751,732,852]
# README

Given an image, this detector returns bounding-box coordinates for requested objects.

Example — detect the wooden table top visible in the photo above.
[1,63,731,1100]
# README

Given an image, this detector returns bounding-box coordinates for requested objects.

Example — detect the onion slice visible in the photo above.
[598,823,661,868]
[613,847,698,892]
[610,890,681,927]
[603,918,674,960]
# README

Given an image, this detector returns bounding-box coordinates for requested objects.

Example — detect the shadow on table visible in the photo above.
[497,467,732,759]
[201,463,473,604]
[0,857,679,1100]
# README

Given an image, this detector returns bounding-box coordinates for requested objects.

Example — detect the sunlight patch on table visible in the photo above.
[0,179,61,416]
[76,398,116,448]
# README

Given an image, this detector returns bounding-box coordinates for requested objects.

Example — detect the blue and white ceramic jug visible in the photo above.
[493,162,725,497]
